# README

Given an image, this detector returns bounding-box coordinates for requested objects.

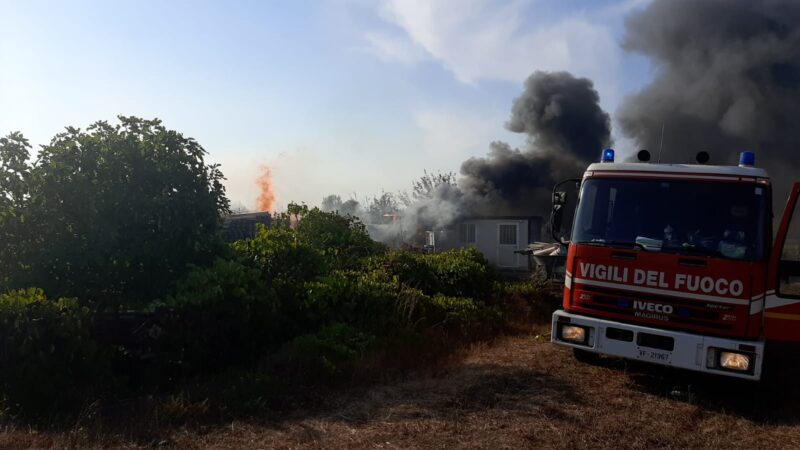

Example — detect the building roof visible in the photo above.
[222,212,271,242]
[457,215,542,221]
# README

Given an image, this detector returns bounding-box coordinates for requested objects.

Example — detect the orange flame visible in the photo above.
[256,165,276,212]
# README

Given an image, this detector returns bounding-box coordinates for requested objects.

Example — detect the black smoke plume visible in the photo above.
[459,71,612,215]
[618,0,800,203]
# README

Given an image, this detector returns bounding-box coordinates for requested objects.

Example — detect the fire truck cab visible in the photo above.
[550,149,800,380]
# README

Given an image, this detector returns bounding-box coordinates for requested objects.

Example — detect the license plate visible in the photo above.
[636,348,672,363]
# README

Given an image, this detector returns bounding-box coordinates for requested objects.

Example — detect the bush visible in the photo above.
[494,280,555,323]
[302,271,399,333]
[417,294,502,335]
[423,249,495,299]
[231,225,329,338]
[369,251,438,291]
[233,225,324,299]
[0,288,107,416]
[150,259,279,376]
[294,208,386,269]
[370,248,495,300]
[282,323,377,379]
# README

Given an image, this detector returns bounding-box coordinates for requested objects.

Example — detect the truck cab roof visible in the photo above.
[585,162,769,179]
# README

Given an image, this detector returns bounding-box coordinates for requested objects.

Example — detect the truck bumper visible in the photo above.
[551,310,764,380]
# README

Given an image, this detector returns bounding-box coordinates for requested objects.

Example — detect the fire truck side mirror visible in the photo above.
[550,178,580,244]
[551,204,564,231]
[553,191,567,206]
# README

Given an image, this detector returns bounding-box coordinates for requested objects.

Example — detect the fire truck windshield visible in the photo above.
[571,177,769,261]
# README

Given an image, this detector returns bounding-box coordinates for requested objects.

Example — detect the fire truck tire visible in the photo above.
[573,348,601,364]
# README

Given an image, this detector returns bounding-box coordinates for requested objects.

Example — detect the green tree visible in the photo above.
[0,116,230,307]
[366,191,399,224]
[340,198,362,217]
[295,208,385,268]
[410,170,457,203]
[0,133,32,287]
[321,194,363,218]
[321,194,343,213]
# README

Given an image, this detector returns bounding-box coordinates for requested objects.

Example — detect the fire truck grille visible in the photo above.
[576,285,735,331]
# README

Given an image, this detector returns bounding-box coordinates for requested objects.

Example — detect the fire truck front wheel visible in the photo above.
[573,348,601,364]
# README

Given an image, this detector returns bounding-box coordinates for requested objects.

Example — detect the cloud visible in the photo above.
[366,0,620,89]
[413,108,510,162]
[364,30,431,64]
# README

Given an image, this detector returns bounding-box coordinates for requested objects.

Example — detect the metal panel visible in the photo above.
[497,222,519,267]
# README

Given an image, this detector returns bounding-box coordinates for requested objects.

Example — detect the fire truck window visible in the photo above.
[779,201,800,297]
[577,183,598,235]
[571,178,768,260]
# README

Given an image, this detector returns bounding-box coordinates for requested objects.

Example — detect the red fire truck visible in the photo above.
[550,149,800,380]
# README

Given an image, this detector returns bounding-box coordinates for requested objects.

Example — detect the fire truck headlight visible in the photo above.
[560,325,587,344]
[719,351,751,371]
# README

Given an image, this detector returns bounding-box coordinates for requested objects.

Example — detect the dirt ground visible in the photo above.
[6,324,800,449]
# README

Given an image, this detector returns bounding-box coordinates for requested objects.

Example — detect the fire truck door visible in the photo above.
[765,183,800,340]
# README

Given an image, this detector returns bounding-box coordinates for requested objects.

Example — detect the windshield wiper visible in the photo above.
[577,240,649,251]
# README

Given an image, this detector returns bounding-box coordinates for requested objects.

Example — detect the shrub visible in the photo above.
[302,271,398,333]
[232,225,324,299]
[370,248,495,300]
[494,280,555,323]
[423,248,495,299]
[150,259,279,376]
[282,323,377,379]
[417,294,502,335]
[368,251,438,292]
[0,288,107,416]
[294,208,386,269]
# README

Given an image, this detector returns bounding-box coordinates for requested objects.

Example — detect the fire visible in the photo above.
[256,165,276,212]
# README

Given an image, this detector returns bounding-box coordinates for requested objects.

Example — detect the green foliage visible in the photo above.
[294,208,386,268]
[299,265,500,339]
[232,225,324,330]
[418,294,501,334]
[152,259,279,375]
[370,248,495,300]
[370,251,436,290]
[0,288,106,416]
[303,272,398,333]
[494,280,555,322]
[495,280,546,298]
[283,323,377,378]
[0,133,32,288]
[0,117,230,307]
[230,209,386,337]
[424,248,495,299]
[0,174,524,419]
[233,225,324,282]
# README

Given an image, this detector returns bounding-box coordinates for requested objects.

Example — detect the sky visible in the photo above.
[0,0,653,211]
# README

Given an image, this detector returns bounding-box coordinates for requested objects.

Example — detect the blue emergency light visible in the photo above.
[601,148,615,163]
[739,151,755,167]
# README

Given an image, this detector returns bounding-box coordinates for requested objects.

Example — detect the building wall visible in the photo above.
[436,218,536,270]
[222,212,271,242]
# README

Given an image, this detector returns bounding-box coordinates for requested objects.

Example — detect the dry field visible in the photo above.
[5,324,800,449]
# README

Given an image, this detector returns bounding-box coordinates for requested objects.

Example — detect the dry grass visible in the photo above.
[5,323,800,449]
